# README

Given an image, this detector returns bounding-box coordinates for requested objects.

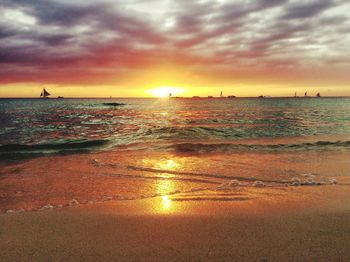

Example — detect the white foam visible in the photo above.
[117,196,126,200]
[252,181,266,187]
[290,177,302,186]
[91,158,101,166]
[217,180,243,191]
[305,177,316,185]
[102,196,113,201]
[69,199,79,206]
[328,178,337,185]
[302,173,316,178]
[216,184,228,191]
[40,204,54,211]
[228,179,241,187]
[5,209,24,214]
[288,175,338,186]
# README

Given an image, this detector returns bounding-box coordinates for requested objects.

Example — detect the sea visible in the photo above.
[1,97,350,212]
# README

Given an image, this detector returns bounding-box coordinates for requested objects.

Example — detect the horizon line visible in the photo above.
[1,95,350,99]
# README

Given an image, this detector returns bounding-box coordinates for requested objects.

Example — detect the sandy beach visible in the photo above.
[1,184,350,261]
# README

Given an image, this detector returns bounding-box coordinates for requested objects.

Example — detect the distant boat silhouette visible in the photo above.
[227,95,236,98]
[316,92,321,97]
[40,88,50,98]
[304,91,308,97]
[220,91,223,98]
[57,96,64,99]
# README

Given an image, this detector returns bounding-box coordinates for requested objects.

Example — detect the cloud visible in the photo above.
[0,0,350,86]
[281,0,335,20]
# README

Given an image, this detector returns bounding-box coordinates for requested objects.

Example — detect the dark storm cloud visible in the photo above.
[0,0,349,84]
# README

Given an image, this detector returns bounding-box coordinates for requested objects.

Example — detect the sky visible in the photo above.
[0,0,350,97]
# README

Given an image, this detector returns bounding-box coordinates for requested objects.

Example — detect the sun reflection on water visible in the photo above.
[142,157,183,173]
[157,159,178,170]
[161,195,172,209]
[141,157,183,213]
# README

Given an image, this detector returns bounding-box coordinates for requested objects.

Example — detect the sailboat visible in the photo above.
[316,92,321,97]
[40,88,50,98]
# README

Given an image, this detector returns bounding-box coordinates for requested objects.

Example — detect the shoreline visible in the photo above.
[1,148,349,213]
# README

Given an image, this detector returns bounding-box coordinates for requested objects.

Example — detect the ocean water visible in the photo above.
[1,97,350,156]
[1,97,350,212]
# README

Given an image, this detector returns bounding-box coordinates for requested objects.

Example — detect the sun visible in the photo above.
[147,86,185,98]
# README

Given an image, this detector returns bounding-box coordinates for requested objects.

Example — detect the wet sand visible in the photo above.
[1,149,349,212]
[1,185,350,261]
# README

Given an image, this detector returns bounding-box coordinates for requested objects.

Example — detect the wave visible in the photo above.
[125,165,269,182]
[166,140,350,153]
[145,126,242,140]
[101,102,126,107]
[171,196,253,202]
[123,165,335,187]
[99,172,220,185]
[0,139,110,161]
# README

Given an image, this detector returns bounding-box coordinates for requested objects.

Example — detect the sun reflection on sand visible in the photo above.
[151,190,176,214]
[149,194,177,214]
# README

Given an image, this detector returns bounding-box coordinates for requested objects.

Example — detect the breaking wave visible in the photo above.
[0,139,110,160]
